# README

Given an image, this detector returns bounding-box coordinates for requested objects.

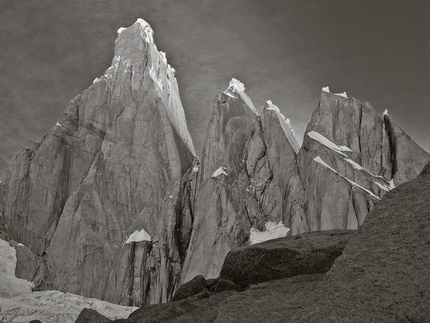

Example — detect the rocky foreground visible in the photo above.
[77,161,430,322]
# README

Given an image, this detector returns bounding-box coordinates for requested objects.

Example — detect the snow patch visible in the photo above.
[314,157,380,200]
[117,27,126,34]
[0,291,137,323]
[224,78,257,114]
[92,77,100,84]
[307,131,352,157]
[135,18,154,44]
[344,158,364,170]
[211,167,227,178]
[56,122,62,127]
[126,229,152,244]
[249,222,290,245]
[0,239,33,298]
[383,109,388,116]
[321,86,347,97]
[266,100,300,153]
[334,91,348,98]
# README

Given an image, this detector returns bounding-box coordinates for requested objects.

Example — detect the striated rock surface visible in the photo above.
[0,19,195,306]
[87,161,430,323]
[299,89,429,232]
[180,81,306,283]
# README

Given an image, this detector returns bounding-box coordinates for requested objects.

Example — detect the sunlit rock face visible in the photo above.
[180,82,306,284]
[1,18,429,308]
[298,90,430,232]
[0,19,195,306]
[180,86,429,285]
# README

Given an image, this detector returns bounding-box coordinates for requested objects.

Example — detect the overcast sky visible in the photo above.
[1,0,429,170]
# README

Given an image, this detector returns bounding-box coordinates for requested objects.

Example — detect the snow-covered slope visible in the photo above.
[0,238,137,323]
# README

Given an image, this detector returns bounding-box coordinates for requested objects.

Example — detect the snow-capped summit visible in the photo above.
[322,86,348,98]
[224,78,257,114]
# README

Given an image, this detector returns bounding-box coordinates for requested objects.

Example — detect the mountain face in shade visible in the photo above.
[0,19,195,306]
[0,19,429,310]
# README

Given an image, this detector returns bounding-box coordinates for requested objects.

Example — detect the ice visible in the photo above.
[344,158,364,170]
[225,78,257,114]
[334,91,348,98]
[308,131,352,156]
[321,86,348,97]
[212,167,227,178]
[266,100,300,153]
[125,229,152,243]
[0,239,33,298]
[0,238,136,322]
[314,157,380,200]
[0,291,137,323]
[313,156,339,174]
[249,221,290,245]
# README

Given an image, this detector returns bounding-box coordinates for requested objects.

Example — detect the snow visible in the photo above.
[0,239,33,298]
[55,122,62,127]
[383,109,388,116]
[344,158,364,170]
[92,77,100,84]
[0,291,137,323]
[344,177,380,200]
[135,18,154,43]
[266,100,300,153]
[192,164,199,173]
[126,229,152,244]
[249,221,290,245]
[334,91,348,98]
[0,238,137,322]
[117,27,126,34]
[225,78,257,114]
[314,156,380,200]
[307,131,352,157]
[313,156,339,174]
[211,167,227,178]
[321,86,348,97]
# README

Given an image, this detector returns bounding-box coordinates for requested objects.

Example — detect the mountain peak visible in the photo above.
[224,78,257,114]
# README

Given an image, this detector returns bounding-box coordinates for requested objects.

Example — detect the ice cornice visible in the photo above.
[322,86,348,98]
[224,78,258,114]
[116,18,154,44]
[265,100,300,153]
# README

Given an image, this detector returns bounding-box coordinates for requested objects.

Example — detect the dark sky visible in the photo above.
[1,0,429,170]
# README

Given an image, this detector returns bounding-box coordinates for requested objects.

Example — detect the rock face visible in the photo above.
[84,161,430,323]
[180,86,429,284]
[180,81,307,283]
[1,19,429,310]
[299,89,430,232]
[0,19,195,306]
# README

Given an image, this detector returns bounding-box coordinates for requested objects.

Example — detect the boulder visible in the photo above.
[172,275,207,301]
[75,308,111,323]
[219,230,353,286]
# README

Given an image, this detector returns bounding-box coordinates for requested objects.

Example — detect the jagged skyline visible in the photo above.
[1,0,429,170]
